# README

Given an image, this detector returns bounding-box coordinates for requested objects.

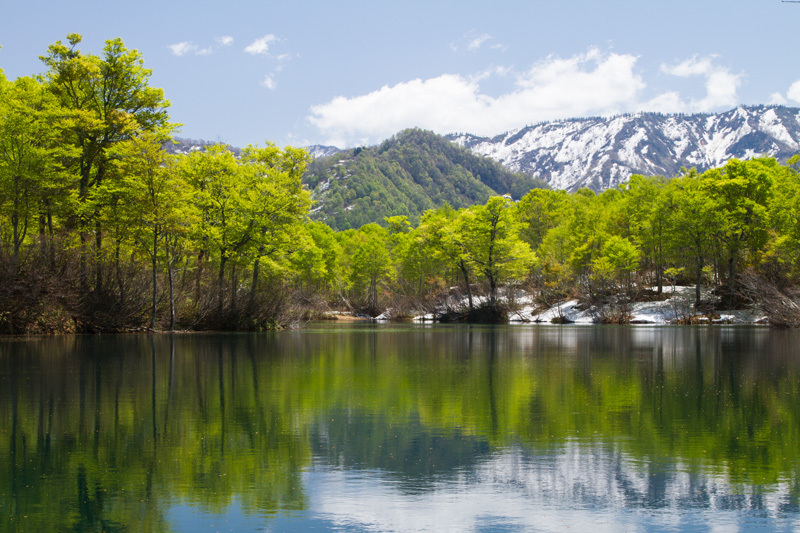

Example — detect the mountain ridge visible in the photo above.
[302,128,547,229]
[165,105,800,225]
[447,105,800,191]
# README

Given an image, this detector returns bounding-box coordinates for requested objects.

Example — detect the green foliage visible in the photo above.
[4,34,800,329]
[0,76,75,270]
[344,223,393,312]
[457,196,536,309]
[304,129,547,230]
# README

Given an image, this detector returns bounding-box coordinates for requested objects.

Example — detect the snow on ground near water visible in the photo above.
[406,287,766,324]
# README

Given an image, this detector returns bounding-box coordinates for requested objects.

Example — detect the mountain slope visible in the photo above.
[303,129,546,230]
[449,105,800,191]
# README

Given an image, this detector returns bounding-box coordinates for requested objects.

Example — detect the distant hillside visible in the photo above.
[306,145,342,158]
[164,137,241,157]
[450,105,800,191]
[302,129,547,230]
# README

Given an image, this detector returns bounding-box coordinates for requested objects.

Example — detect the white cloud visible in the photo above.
[168,41,197,56]
[216,36,234,46]
[308,48,646,147]
[168,39,221,57]
[451,30,504,53]
[467,33,492,51]
[788,80,800,103]
[261,75,277,90]
[643,91,685,113]
[769,92,787,105]
[307,48,753,147]
[245,34,278,55]
[660,55,741,112]
[661,55,717,78]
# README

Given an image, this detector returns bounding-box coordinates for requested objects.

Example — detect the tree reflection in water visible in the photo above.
[0,325,799,531]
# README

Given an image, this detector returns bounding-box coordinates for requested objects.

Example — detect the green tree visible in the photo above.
[663,171,718,309]
[765,154,800,279]
[347,224,392,312]
[700,158,774,303]
[591,235,640,297]
[237,144,311,313]
[181,145,247,316]
[0,76,73,274]
[620,175,669,293]
[109,131,193,329]
[458,196,536,311]
[40,33,172,292]
[290,221,344,297]
[516,188,570,250]
[416,205,476,310]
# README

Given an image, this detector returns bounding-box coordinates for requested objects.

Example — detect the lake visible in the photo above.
[1,324,799,532]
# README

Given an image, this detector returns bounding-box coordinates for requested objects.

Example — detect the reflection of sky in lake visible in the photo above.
[167,443,800,532]
[298,444,800,532]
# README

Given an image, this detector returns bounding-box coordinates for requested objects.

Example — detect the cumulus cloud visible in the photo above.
[216,36,234,46]
[245,34,278,55]
[769,92,787,105]
[168,42,197,56]
[307,48,751,147]
[788,80,800,103]
[659,55,741,112]
[308,48,646,147]
[642,91,684,113]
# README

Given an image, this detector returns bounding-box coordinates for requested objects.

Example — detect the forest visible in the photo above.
[303,128,547,230]
[2,35,800,333]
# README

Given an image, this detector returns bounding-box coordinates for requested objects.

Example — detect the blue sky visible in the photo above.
[2,0,799,148]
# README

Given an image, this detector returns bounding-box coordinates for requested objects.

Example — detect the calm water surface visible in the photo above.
[1,324,800,531]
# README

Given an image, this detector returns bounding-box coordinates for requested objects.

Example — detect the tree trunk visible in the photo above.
[38,212,48,267]
[95,219,104,294]
[79,232,89,296]
[459,260,473,311]
[116,240,125,306]
[369,275,377,311]
[150,226,158,330]
[727,254,736,307]
[230,264,238,312]
[195,251,204,309]
[656,267,663,295]
[46,208,55,270]
[11,211,20,277]
[487,271,497,312]
[217,253,227,317]
[166,237,175,331]
[695,255,703,311]
[249,257,260,314]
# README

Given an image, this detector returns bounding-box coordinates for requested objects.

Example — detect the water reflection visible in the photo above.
[1,325,799,531]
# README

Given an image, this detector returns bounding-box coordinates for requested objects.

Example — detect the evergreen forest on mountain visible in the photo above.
[3,35,800,333]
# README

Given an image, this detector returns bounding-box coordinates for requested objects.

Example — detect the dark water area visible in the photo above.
[1,324,800,531]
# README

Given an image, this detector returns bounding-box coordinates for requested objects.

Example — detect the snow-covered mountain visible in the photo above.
[448,106,800,191]
[165,138,338,159]
[306,145,342,159]
[165,137,241,157]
